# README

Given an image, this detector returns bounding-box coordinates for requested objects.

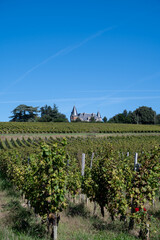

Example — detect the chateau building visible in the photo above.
[70,106,102,122]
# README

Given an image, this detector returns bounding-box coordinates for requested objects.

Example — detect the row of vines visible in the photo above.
[1,135,160,152]
[0,122,160,134]
[0,136,160,239]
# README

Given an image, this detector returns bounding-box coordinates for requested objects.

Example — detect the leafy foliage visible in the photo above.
[0,136,160,239]
[108,106,157,125]
[133,106,156,124]
[0,140,68,221]
[0,121,160,134]
[9,104,68,122]
[10,105,39,122]
[39,104,68,122]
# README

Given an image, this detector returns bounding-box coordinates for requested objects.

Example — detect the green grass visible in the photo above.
[0,172,159,240]
[0,173,47,240]
[58,228,137,240]
[0,228,46,240]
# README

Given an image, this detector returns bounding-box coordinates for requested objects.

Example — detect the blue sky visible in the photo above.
[1,0,160,121]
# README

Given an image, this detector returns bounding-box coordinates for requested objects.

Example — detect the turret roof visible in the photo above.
[71,106,78,116]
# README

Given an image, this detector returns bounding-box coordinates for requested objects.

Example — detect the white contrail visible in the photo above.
[78,89,160,93]
[7,26,116,89]
[11,47,71,86]
[0,95,160,104]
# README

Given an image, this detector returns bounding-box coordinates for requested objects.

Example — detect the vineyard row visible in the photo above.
[0,122,160,134]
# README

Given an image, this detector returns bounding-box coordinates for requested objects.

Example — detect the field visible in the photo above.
[0,122,160,134]
[0,122,160,240]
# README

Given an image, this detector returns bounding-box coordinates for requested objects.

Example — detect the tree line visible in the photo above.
[9,104,160,124]
[106,106,160,124]
[9,104,68,122]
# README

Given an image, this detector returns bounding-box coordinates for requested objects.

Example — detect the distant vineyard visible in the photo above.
[0,122,160,134]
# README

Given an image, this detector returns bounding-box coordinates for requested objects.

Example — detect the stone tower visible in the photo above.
[70,106,78,121]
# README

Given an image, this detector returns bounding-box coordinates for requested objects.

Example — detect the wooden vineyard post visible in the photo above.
[152,199,155,208]
[90,152,94,169]
[67,158,69,176]
[129,153,139,230]
[134,153,138,171]
[48,214,59,240]
[27,157,31,209]
[85,153,94,206]
[81,153,85,176]
[93,202,97,216]
[146,223,149,240]
[67,159,69,167]
[53,225,57,240]
[81,153,85,203]
[90,152,96,213]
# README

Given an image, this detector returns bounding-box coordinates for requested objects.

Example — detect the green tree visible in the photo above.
[108,111,128,123]
[155,114,160,124]
[108,107,156,124]
[133,106,156,124]
[103,116,107,123]
[10,105,39,122]
[39,104,68,122]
